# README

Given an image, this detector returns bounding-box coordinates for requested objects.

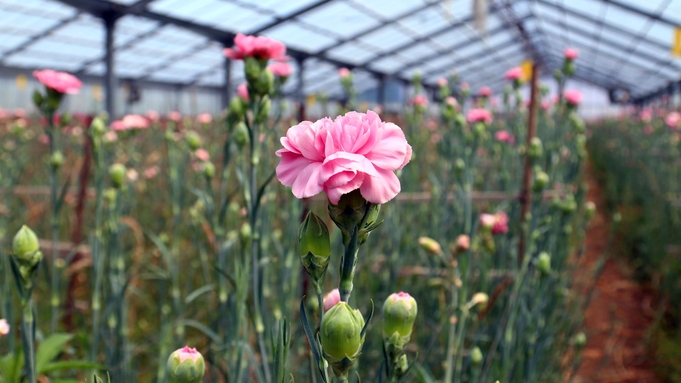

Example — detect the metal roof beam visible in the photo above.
[247,0,333,35]
[0,12,82,63]
[600,0,679,28]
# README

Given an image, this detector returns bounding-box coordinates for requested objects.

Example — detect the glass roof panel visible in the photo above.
[358,25,414,53]
[398,5,451,37]
[326,42,376,64]
[298,1,380,37]
[264,22,337,51]
[237,0,323,17]
[352,0,428,19]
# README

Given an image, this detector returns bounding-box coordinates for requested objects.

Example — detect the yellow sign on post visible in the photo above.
[672,27,681,57]
[306,94,316,107]
[520,60,533,81]
[15,74,27,90]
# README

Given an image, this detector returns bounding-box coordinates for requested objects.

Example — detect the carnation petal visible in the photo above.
[291,162,324,198]
[325,172,365,205]
[359,167,400,204]
[366,123,408,170]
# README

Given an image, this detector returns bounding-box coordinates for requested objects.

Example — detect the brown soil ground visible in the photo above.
[573,172,660,383]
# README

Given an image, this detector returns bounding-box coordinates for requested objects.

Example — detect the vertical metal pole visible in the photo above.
[377,75,386,107]
[104,14,117,119]
[296,56,306,122]
[222,54,232,109]
[518,63,540,265]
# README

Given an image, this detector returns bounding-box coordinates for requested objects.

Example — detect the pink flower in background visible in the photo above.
[276,110,412,205]
[564,48,579,60]
[666,112,681,129]
[640,108,652,122]
[14,108,26,118]
[338,67,351,78]
[146,110,160,122]
[323,289,341,312]
[480,214,496,229]
[168,111,182,122]
[103,131,118,142]
[541,100,551,110]
[195,149,210,162]
[466,108,493,124]
[445,96,457,107]
[0,108,8,119]
[411,94,428,107]
[111,120,127,131]
[268,61,292,77]
[0,319,9,336]
[122,114,150,129]
[564,90,583,106]
[495,130,515,144]
[479,86,492,97]
[460,82,470,91]
[643,125,654,135]
[197,113,212,124]
[33,69,82,94]
[237,83,250,102]
[437,77,448,87]
[492,212,509,234]
[144,165,160,179]
[126,169,139,182]
[504,67,523,81]
[223,33,287,61]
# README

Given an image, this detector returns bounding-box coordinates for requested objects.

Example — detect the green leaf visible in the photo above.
[184,284,215,305]
[39,361,106,374]
[35,333,73,373]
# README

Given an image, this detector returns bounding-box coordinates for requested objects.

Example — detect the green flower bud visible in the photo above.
[470,346,483,365]
[537,252,551,275]
[228,97,244,122]
[185,131,201,151]
[60,112,71,127]
[233,122,249,148]
[202,162,215,179]
[298,211,331,283]
[109,164,126,189]
[321,302,365,378]
[32,90,44,109]
[454,113,466,128]
[256,69,274,96]
[240,223,252,244]
[255,95,271,124]
[585,201,596,220]
[574,332,587,348]
[569,112,585,133]
[563,60,576,77]
[418,237,442,255]
[90,117,106,136]
[613,212,622,223]
[12,225,42,265]
[533,170,549,192]
[383,292,417,349]
[167,346,205,383]
[327,189,370,243]
[49,151,65,169]
[527,137,543,159]
[553,69,563,81]
[245,56,263,85]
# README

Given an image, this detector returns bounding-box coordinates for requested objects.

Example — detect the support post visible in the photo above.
[222,54,231,109]
[103,13,117,119]
[518,63,540,265]
[377,75,386,108]
[296,56,306,122]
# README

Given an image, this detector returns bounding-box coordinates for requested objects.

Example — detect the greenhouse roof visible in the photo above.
[1,0,680,105]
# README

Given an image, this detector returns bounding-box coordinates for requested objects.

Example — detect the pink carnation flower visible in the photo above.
[445,96,458,107]
[144,165,160,179]
[564,48,579,60]
[411,95,428,107]
[323,289,340,312]
[268,61,292,77]
[461,82,470,91]
[195,148,210,162]
[492,212,509,234]
[338,67,351,78]
[237,83,250,102]
[223,33,287,61]
[494,130,515,144]
[122,114,150,129]
[276,110,412,205]
[479,86,492,97]
[564,90,583,106]
[14,108,26,118]
[0,108,8,119]
[111,120,127,131]
[640,108,652,122]
[0,319,9,336]
[541,100,551,110]
[480,213,496,229]
[437,77,448,87]
[643,125,654,135]
[33,69,82,94]
[146,110,160,122]
[666,112,680,129]
[168,111,182,122]
[197,113,212,124]
[466,108,493,124]
[504,67,524,81]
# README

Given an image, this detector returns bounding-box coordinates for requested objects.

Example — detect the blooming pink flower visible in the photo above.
[111,120,127,131]
[494,130,515,144]
[643,125,654,135]
[0,319,9,336]
[33,69,82,94]
[445,96,457,107]
[276,110,412,205]
[144,165,160,179]
[195,149,210,162]
[338,67,351,78]
[564,48,579,60]
[564,90,583,106]
[146,110,160,122]
[223,33,287,61]
[479,86,492,97]
[103,131,118,142]
[122,114,150,129]
[197,113,212,124]
[492,212,509,234]
[437,77,448,87]
[666,112,680,129]
[541,100,551,111]
[411,94,428,107]
[237,83,250,102]
[466,108,493,124]
[268,61,292,77]
[168,111,182,122]
[0,108,8,119]
[480,214,496,229]
[461,82,470,91]
[504,67,524,81]
[640,108,652,122]
[323,289,340,312]
[14,108,26,118]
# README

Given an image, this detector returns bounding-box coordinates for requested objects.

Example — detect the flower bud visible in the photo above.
[245,57,263,85]
[323,289,340,313]
[90,117,106,136]
[299,211,331,283]
[383,292,417,348]
[109,163,126,189]
[32,90,44,109]
[553,69,563,81]
[418,237,442,255]
[455,234,470,254]
[470,346,483,365]
[49,150,65,169]
[255,95,271,124]
[585,201,596,220]
[533,170,549,192]
[228,97,244,121]
[0,319,9,337]
[613,212,622,223]
[569,113,585,133]
[167,346,205,383]
[321,302,365,378]
[256,69,274,96]
[233,122,249,148]
[202,162,215,179]
[537,252,551,275]
[12,225,42,265]
[563,60,576,77]
[573,332,586,348]
[528,137,543,159]
[327,190,370,245]
[185,131,201,151]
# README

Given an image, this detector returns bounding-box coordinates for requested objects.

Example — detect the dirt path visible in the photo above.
[573,172,659,383]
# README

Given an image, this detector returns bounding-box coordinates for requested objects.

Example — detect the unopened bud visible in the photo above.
[321,302,365,378]
[49,151,65,169]
[167,346,205,383]
[533,170,549,192]
[528,137,543,159]
[537,252,551,275]
[418,237,442,255]
[256,69,274,96]
[12,225,42,265]
[245,57,263,85]
[109,164,126,189]
[202,162,215,179]
[383,292,418,348]
[185,131,201,151]
[574,332,586,348]
[90,117,106,136]
[299,211,331,282]
[455,234,470,253]
[470,346,483,365]
[585,201,596,220]
[233,122,249,148]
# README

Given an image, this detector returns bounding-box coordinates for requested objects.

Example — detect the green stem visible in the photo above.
[338,227,360,303]
[443,266,460,383]
[21,300,36,383]
[48,113,60,333]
